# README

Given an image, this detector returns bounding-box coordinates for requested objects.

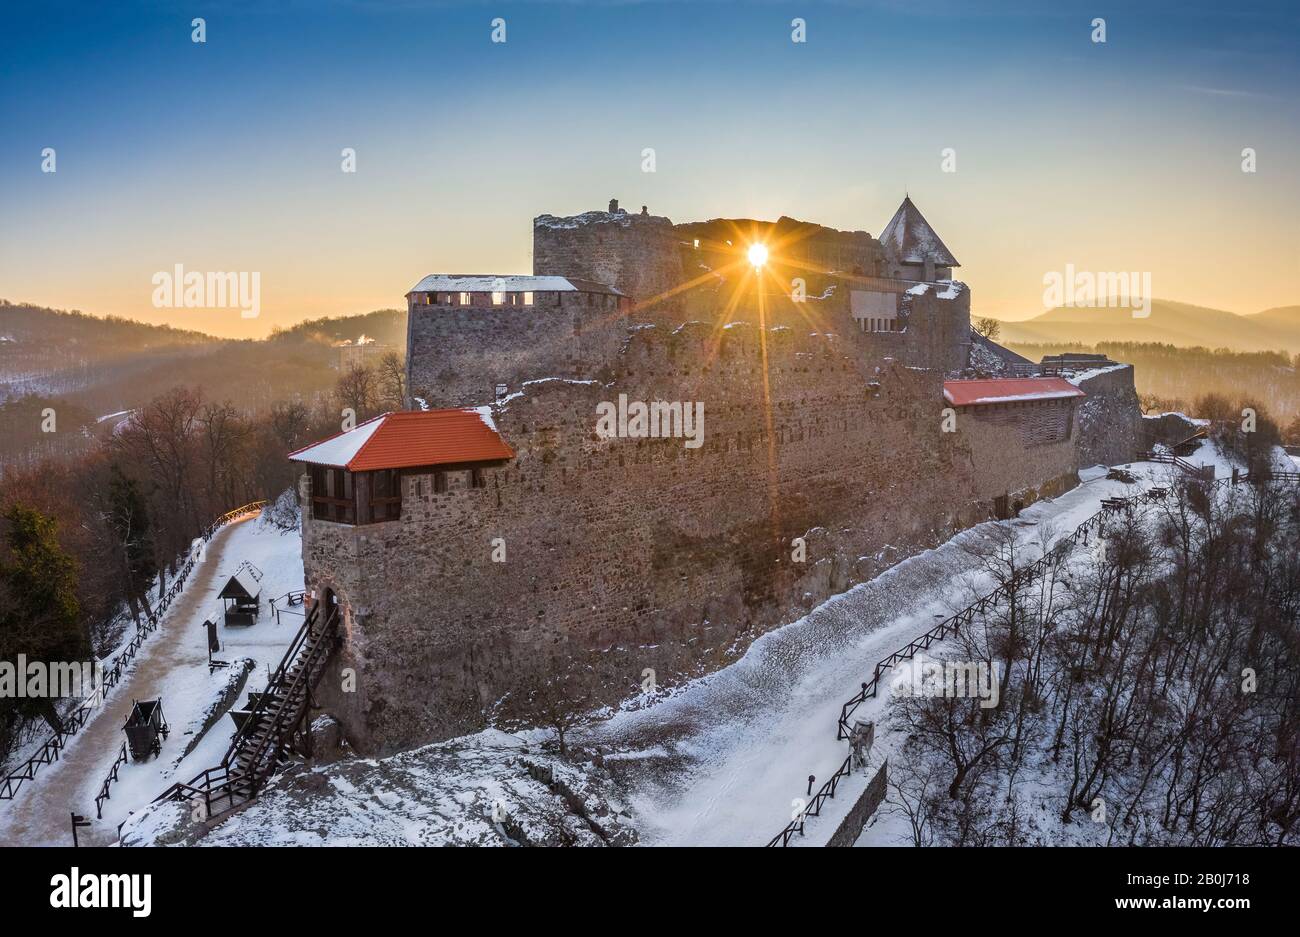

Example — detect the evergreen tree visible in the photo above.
[107,464,157,620]
[0,504,85,741]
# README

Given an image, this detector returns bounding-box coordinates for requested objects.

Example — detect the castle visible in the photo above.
[289,197,1141,755]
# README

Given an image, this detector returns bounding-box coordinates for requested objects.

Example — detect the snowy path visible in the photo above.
[586,461,1194,846]
[0,517,252,847]
[0,513,306,847]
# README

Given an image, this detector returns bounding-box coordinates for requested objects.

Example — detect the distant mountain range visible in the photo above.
[0,301,406,418]
[996,301,1300,355]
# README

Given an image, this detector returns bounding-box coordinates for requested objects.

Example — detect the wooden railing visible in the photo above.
[1138,451,1213,481]
[219,602,326,769]
[0,500,266,803]
[228,606,338,786]
[767,482,1191,846]
[767,469,1299,846]
[270,590,307,624]
[154,602,340,821]
[831,495,1135,742]
[767,753,855,847]
[94,743,129,819]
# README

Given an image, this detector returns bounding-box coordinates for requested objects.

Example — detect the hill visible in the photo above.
[0,302,408,470]
[1004,340,1300,430]
[997,299,1300,355]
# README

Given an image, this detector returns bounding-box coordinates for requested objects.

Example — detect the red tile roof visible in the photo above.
[943,377,1085,407]
[288,409,515,471]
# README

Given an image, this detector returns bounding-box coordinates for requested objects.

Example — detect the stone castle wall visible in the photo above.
[301,203,1142,757]
[533,211,684,316]
[953,405,1079,513]
[405,290,626,408]
[532,208,970,373]
[1071,365,1142,467]
[305,324,1043,755]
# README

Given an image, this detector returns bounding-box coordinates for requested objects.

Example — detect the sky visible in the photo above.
[1,0,1297,338]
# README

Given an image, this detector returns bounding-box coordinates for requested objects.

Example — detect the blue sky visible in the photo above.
[2,0,1297,335]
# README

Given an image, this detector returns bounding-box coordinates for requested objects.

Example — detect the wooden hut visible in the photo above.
[219,565,262,626]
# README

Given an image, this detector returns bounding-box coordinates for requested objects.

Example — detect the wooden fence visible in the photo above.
[94,743,128,819]
[763,472,1281,846]
[0,500,266,803]
[767,470,1300,846]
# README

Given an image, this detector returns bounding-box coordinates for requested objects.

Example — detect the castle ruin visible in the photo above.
[290,197,1141,755]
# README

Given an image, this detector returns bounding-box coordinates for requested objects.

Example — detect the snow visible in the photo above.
[221,567,261,599]
[1151,410,1210,426]
[906,281,964,297]
[124,728,638,847]
[959,391,1082,404]
[493,377,601,408]
[578,449,1262,846]
[287,414,384,467]
[408,274,622,295]
[1065,363,1128,384]
[7,439,1276,847]
[534,210,639,230]
[0,512,305,846]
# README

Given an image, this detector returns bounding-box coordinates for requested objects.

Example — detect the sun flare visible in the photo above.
[747,243,769,268]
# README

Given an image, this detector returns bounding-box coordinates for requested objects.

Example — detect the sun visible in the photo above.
[747,242,769,268]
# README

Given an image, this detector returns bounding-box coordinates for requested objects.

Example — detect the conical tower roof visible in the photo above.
[879,197,959,267]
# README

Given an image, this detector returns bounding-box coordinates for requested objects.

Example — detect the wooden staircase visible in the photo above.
[153,600,340,822]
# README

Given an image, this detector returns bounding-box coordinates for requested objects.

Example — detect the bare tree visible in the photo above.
[377,351,406,410]
[491,668,595,759]
[335,364,378,420]
[973,317,1002,341]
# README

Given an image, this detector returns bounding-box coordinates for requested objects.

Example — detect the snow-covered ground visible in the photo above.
[0,512,304,847]
[9,438,1267,848]
[578,445,1248,847]
[126,729,638,847]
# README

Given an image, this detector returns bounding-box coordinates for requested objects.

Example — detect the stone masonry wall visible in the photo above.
[305,324,1030,755]
[951,405,1079,513]
[533,210,684,315]
[1071,365,1142,468]
[406,290,626,408]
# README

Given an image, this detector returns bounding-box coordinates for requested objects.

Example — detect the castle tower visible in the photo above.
[533,203,684,318]
[878,196,960,282]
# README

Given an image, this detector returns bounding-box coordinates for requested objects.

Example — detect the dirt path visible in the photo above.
[0,516,253,847]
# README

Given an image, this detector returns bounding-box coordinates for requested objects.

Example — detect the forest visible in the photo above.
[0,350,404,765]
[1008,340,1300,433]
[886,474,1300,846]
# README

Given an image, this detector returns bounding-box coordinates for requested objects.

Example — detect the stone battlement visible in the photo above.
[294,196,1138,756]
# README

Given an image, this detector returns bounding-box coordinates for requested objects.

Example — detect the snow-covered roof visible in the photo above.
[1066,363,1130,385]
[944,377,1086,407]
[407,274,623,296]
[288,410,515,471]
[219,570,261,600]
[879,197,960,267]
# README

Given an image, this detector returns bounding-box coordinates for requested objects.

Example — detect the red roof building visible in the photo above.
[289,409,514,471]
[289,409,515,526]
[942,377,1085,408]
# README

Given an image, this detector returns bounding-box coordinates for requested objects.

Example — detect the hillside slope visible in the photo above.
[0,302,406,415]
[998,299,1300,354]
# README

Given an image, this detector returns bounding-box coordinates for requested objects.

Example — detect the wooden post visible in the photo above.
[71,812,90,847]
